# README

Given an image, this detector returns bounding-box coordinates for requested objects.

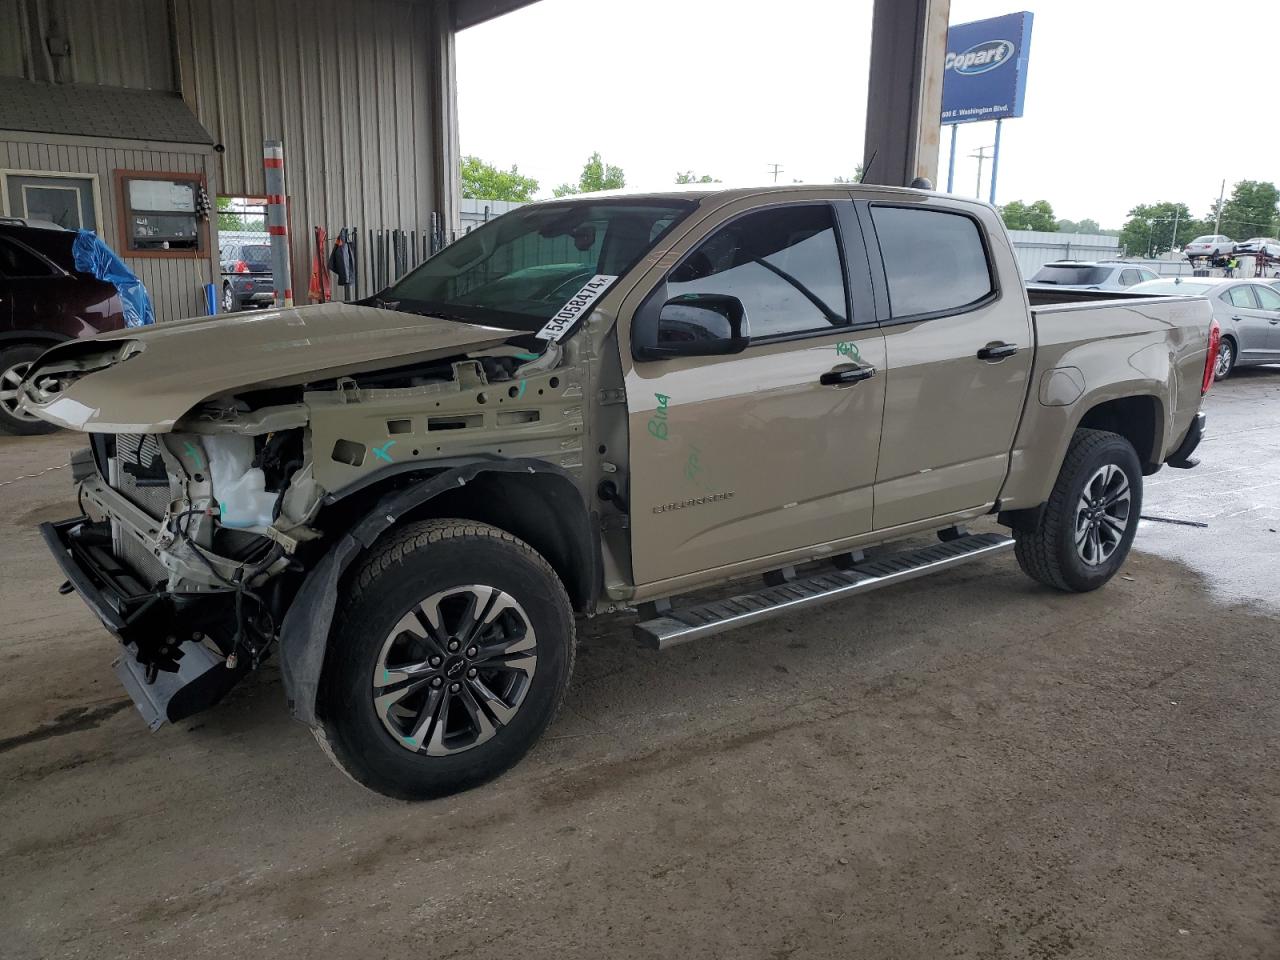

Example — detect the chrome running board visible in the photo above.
[633,533,1015,650]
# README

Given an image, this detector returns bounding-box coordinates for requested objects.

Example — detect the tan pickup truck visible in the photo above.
[21,185,1219,799]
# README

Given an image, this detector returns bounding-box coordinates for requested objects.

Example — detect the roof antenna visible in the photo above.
[859,150,877,183]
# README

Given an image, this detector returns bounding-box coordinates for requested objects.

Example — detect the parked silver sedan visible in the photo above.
[1028,260,1159,291]
[1129,277,1280,380]
[1184,235,1235,259]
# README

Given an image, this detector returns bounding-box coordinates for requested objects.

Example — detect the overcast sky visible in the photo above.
[457,0,1276,229]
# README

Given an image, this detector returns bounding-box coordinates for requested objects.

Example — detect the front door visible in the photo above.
[624,200,886,586]
[864,202,1033,529]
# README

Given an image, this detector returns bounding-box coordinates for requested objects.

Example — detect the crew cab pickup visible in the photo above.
[19,185,1218,800]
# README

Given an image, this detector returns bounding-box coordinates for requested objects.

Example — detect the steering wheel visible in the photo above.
[543,269,595,302]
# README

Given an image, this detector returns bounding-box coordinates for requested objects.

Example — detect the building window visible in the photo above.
[115,170,206,258]
[1,171,100,231]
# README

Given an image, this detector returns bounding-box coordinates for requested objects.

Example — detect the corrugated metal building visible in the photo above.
[0,0,536,321]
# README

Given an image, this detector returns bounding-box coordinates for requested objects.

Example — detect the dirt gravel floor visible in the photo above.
[1,372,1278,960]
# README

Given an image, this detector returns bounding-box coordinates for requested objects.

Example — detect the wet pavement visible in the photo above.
[0,371,1277,959]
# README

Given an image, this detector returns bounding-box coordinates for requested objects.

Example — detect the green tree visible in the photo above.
[216,196,249,232]
[553,152,625,197]
[1217,180,1278,238]
[1000,199,1058,231]
[1056,217,1102,234]
[1117,202,1202,257]
[460,155,539,202]
[675,171,720,184]
[833,163,865,184]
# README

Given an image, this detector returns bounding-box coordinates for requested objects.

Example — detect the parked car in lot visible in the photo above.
[219,241,274,311]
[1028,260,1159,291]
[1129,276,1280,379]
[1184,235,1235,260]
[0,221,126,434]
[21,185,1216,800]
[1234,237,1280,257]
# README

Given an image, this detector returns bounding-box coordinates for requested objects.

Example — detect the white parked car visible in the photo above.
[1129,276,1280,379]
[1234,237,1280,257]
[1183,235,1235,259]
[1027,261,1159,291]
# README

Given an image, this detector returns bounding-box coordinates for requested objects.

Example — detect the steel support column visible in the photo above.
[862,0,951,188]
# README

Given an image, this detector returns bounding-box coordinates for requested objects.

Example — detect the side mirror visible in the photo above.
[635,293,749,360]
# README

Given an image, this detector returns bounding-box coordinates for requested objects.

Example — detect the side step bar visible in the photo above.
[633,532,1015,650]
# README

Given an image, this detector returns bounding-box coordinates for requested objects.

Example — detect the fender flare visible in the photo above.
[278,457,595,727]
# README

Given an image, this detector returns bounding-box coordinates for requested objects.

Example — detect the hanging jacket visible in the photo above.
[329,228,356,286]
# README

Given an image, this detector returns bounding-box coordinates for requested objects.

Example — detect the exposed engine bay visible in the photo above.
[46,333,589,728]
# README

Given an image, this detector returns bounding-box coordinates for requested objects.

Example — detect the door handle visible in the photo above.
[977,342,1019,361]
[820,365,876,386]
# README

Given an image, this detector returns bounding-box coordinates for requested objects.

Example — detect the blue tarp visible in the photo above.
[72,230,155,327]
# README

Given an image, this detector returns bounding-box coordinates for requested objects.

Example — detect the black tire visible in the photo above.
[0,344,58,435]
[221,283,238,313]
[1214,336,1236,381]
[1014,428,1143,593]
[317,519,576,800]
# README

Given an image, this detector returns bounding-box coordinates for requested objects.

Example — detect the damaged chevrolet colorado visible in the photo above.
[19,185,1218,799]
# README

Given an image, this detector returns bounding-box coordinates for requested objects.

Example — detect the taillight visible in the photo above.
[234,260,250,273]
[1202,319,1221,394]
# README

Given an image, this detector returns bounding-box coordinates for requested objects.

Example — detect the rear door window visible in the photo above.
[871,206,993,317]
[1254,285,1280,311]
[0,238,57,278]
[1224,285,1259,309]
[1119,270,1140,286]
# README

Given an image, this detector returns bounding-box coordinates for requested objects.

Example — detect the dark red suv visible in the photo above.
[0,221,126,434]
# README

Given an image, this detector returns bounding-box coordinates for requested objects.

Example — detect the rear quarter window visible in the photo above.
[870,206,994,318]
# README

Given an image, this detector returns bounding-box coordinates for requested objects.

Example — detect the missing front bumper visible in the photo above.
[42,517,248,729]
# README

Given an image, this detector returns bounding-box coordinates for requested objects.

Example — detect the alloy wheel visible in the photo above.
[0,362,38,422]
[373,584,537,756]
[1215,340,1233,379]
[1074,464,1132,566]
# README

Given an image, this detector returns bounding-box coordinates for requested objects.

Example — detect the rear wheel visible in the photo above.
[1014,429,1142,592]
[1214,336,1236,381]
[221,283,237,313]
[0,345,58,435]
[317,519,576,800]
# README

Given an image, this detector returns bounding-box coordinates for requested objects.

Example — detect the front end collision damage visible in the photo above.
[42,335,600,730]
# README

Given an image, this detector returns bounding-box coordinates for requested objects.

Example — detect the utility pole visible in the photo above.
[766,163,783,184]
[1214,178,1226,234]
[970,146,993,199]
[1171,208,1180,253]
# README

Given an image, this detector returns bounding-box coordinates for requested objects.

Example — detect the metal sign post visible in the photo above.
[263,139,293,307]
[940,12,1033,197]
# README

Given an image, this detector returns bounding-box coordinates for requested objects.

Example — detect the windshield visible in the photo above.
[383,200,695,332]
[1189,236,1216,244]
[1132,280,1215,295]
[1030,265,1112,285]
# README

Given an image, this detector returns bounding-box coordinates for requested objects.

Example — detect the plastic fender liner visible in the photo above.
[278,458,597,727]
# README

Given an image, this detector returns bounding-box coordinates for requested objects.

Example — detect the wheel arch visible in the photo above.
[278,457,598,727]
[1075,393,1164,472]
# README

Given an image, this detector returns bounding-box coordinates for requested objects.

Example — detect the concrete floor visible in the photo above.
[1,372,1277,960]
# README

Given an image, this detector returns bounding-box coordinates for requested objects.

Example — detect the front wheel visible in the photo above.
[1014,429,1143,592]
[317,519,576,800]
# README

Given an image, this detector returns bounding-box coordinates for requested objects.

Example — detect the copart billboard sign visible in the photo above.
[941,12,1034,125]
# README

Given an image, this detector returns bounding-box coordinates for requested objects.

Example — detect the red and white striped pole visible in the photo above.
[263,139,293,308]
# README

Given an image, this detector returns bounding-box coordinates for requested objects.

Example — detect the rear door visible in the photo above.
[863,201,1033,529]
[1252,283,1280,354]
[623,197,887,586]
[1222,284,1270,359]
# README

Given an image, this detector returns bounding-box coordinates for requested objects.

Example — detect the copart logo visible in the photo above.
[946,39,1014,75]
